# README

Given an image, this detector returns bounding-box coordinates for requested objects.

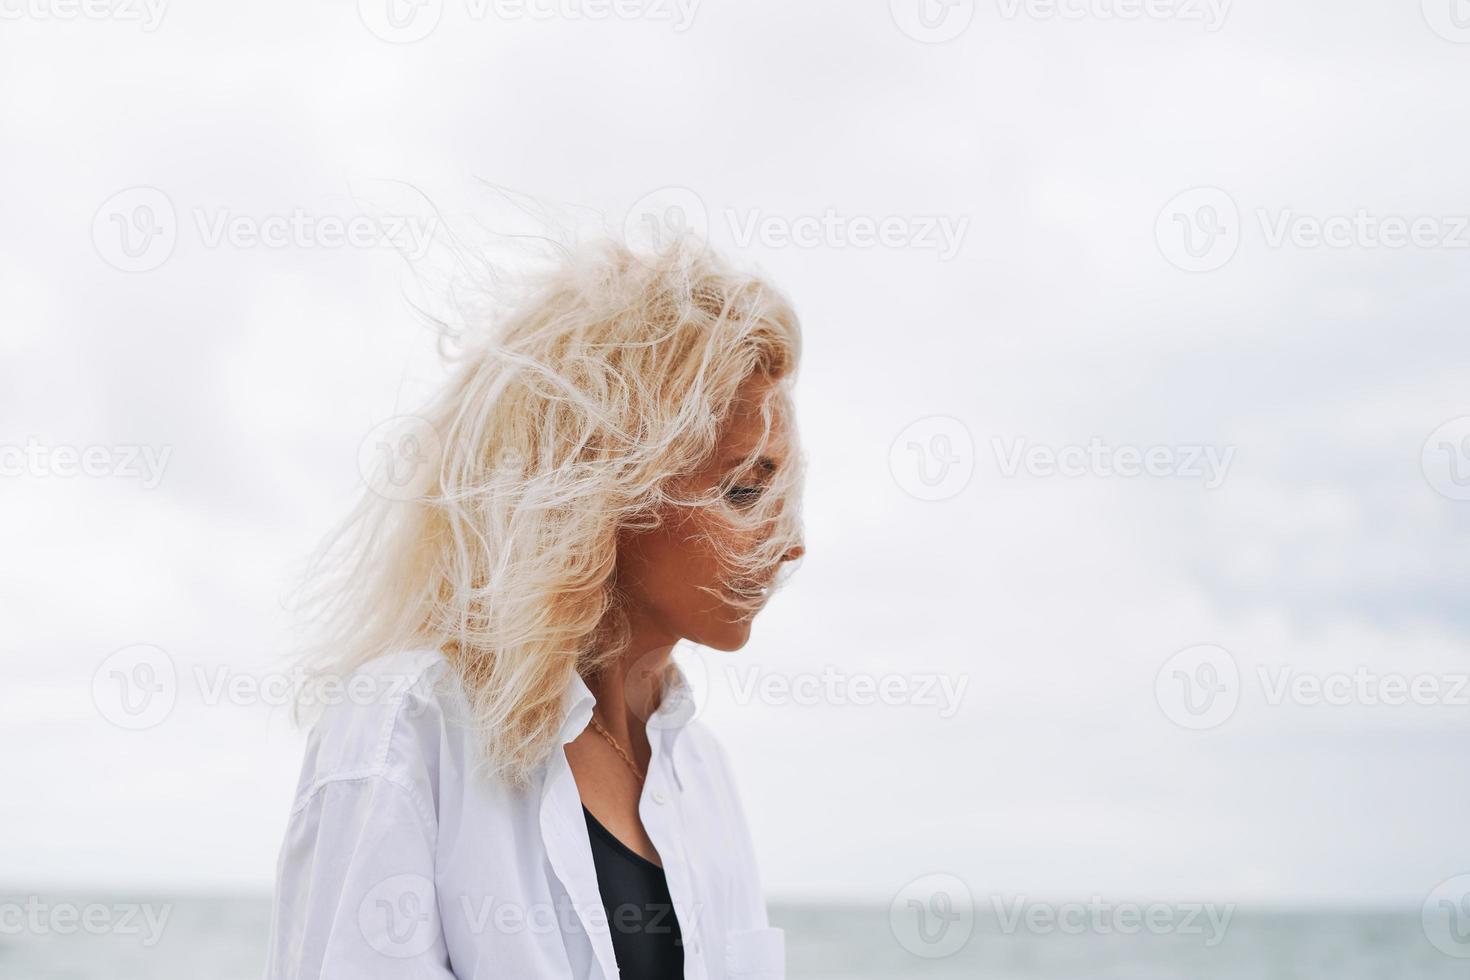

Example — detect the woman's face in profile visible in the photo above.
[616,374,803,654]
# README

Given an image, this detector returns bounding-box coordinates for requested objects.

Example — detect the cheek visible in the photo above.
[618,516,757,649]
[665,529,727,607]
[623,524,694,599]
[635,518,737,615]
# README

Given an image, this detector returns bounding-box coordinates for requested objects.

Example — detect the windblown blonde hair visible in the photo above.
[296,236,805,787]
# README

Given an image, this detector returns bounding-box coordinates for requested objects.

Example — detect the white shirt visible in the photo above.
[264,648,785,980]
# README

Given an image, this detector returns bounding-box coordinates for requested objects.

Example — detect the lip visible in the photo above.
[730,577,773,602]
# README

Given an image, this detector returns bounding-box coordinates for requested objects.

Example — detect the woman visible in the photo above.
[265,237,806,980]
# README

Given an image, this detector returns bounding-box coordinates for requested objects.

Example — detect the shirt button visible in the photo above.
[652,790,668,805]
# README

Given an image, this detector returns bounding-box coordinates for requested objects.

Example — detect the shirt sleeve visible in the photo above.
[264,771,459,980]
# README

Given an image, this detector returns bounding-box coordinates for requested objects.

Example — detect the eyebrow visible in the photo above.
[723,455,780,473]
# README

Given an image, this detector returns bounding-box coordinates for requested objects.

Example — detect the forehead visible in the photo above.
[715,376,792,461]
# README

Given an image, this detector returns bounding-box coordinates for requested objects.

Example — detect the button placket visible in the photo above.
[540,753,620,980]
[642,726,708,980]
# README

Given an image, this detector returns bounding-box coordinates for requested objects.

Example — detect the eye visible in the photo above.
[724,483,764,509]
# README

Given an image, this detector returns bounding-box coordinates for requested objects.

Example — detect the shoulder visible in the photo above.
[288,647,466,816]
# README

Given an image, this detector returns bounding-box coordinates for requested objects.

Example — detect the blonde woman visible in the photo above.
[265,238,806,980]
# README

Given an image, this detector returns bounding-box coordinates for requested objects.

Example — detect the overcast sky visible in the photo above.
[2,0,1468,911]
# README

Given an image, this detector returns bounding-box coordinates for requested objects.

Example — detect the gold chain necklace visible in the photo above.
[589,715,646,782]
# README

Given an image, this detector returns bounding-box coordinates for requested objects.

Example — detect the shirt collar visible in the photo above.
[556,669,597,746]
[555,658,697,787]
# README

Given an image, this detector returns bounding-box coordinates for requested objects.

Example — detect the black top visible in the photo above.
[582,805,685,979]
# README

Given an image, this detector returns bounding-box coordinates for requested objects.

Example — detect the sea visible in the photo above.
[0,894,1453,979]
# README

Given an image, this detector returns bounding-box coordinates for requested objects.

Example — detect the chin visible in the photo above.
[698,615,754,652]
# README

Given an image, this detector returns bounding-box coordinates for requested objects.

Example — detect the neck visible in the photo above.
[582,609,678,749]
